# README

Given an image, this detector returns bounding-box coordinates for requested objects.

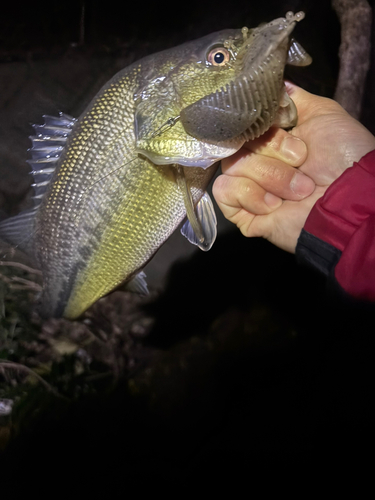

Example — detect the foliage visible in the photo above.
[0,260,157,451]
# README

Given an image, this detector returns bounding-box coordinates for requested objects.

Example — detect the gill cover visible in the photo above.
[133,29,246,168]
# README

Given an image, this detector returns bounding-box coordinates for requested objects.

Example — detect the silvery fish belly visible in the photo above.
[0,12,311,319]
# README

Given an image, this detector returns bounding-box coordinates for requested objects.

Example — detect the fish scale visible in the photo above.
[35,78,138,316]
[64,161,212,318]
[0,12,312,318]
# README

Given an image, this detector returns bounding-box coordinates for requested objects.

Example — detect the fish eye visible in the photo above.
[207,47,230,66]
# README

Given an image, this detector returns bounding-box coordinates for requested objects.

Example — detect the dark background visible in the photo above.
[0,0,374,489]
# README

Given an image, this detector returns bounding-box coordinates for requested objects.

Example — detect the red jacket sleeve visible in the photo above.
[296,149,375,302]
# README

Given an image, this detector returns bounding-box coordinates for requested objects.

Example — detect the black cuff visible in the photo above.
[296,229,342,277]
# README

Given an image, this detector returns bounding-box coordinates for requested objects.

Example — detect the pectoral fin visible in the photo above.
[175,165,217,252]
[181,192,217,251]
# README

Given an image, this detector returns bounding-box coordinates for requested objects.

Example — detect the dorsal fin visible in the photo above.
[0,113,76,254]
[28,113,76,208]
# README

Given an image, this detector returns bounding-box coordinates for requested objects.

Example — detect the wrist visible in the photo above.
[303,149,375,251]
[296,149,375,300]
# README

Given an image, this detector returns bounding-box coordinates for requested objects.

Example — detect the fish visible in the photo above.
[0,11,311,319]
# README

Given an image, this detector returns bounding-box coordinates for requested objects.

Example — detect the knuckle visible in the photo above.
[255,159,285,183]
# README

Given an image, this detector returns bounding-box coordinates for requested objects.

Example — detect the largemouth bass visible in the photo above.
[0,12,311,319]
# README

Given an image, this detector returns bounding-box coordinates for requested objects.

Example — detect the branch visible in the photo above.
[0,260,42,292]
[0,359,67,400]
[0,261,42,275]
[332,0,372,119]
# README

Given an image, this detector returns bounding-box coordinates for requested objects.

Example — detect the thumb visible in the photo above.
[284,82,346,125]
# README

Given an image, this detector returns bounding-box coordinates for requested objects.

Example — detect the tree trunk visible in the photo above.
[332,0,372,119]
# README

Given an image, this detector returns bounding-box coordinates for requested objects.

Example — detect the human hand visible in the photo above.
[212,83,375,253]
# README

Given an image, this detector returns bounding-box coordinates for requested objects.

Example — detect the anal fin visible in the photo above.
[125,271,149,295]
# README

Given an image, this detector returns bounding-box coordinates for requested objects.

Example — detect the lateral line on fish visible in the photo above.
[80,156,139,195]
[68,155,141,228]
[0,157,141,258]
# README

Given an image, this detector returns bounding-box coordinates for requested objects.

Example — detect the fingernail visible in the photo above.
[281,136,307,163]
[264,192,282,209]
[290,171,315,197]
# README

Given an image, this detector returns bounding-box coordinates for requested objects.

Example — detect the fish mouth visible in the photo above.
[179,15,300,143]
